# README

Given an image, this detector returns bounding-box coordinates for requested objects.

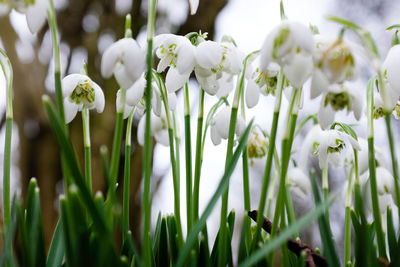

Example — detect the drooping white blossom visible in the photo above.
[101,38,145,89]
[310,37,358,99]
[137,111,170,146]
[188,0,199,15]
[210,106,245,145]
[287,167,311,198]
[380,44,400,112]
[318,82,363,129]
[260,21,314,88]
[62,74,105,123]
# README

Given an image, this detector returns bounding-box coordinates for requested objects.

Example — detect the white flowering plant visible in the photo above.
[1,1,400,267]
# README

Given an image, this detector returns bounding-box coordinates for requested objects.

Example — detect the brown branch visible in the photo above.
[248,210,327,267]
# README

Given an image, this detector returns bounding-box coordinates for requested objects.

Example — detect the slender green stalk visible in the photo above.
[252,70,284,250]
[384,114,400,214]
[81,108,92,192]
[242,147,252,248]
[322,160,329,221]
[193,88,205,222]
[110,99,125,185]
[184,83,193,231]
[123,108,135,239]
[47,0,65,125]
[1,51,13,239]
[366,77,387,259]
[266,171,278,218]
[344,157,356,265]
[142,2,157,263]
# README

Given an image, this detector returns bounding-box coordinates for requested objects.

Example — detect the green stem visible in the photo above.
[384,114,400,215]
[193,88,205,222]
[242,147,252,248]
[271,88,299,238]
[184,83,193,232]
[47,0,65,125]
[252,70,284,250]
[82,108,92,192]
[344,161,355,265]
[0,49,13,235]
[109,100,125,185]
[123,108,135,240]
[322,160,329,221]
[366,77,387,259]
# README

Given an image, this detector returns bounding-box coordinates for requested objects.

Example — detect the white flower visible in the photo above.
[260,21,314,88]
[361,167,396,213]
[3,0,49,33]
[287,167,311,198]
[137,111,170,146]
[188,0,199,15]
[300,126,360,169]
[154,34,196,92]
[62,74,105,123]
[318,82,363,129]
[101,38,145,89]
[310,37,358,99]
[194,40,244,95]
[210,106,245,145]
[245,62,280,108]
[380,45,400,112]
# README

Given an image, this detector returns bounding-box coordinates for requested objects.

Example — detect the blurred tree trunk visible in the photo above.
[0,0,229,250]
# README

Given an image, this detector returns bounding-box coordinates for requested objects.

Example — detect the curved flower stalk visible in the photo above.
[318,82,363,129]
[209,105,245,145]
[101,38,145,90]
[62,74,105,123]
[1,0,49,33]
[260,21,314,88]
[310,37,358,98]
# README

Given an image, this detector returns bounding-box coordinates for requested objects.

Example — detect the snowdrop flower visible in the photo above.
[287,167,311,198]
[380,45,400,112]
[154,34,196,92]
[318,82,363,129]
[246,63,280,108]
[310,38,358,98]
[101,38,145,89]
[210,106,245,145]
[300,126,360,169]
[247,130,268,159]
[195,40,244,95]
[361,167,396,213]
[62,74,105,123]
[2,0,49,33]
[260,21,314,88]
[137,111,170,146]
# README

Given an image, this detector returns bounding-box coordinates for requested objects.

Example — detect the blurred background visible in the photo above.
[0,0,399,256]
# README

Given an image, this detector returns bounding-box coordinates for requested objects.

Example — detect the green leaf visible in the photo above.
[239,194,336,267]
[386,24,400,31]
[386,207,398,264]
[157,217,170,267]
[152,212,162,252]
[330,122,358,140]
[167,215,179,263]
[176,120,254,267]
[310,171,341,267]
[326,15,379,57]
[47,219,65,267]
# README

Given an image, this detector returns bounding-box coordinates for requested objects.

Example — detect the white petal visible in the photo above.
[61,74,87,97]
[122,41,145,85]
[215,106,231,139]
[197,73,219,95]
[235,116,246,137]
[167,93,177,110]
[216,75,234,98]
[113,63,134,89]
[93,83,105,113]
[63,98,79,124]
[155,129,170,146]
[287,167,311,198]
[126,76,145,106]
[101,40,124,78]
[289,21,315,54]
[0,3,9,16]
[383,45,400,93]
[188,0,199,15]
[246,79,260,108]
[152,91,162,117]
[283,52,313,88]
[347,135,361,151]
[376,167,395,196]
[165,67,190,92]
[157,57,170,73]
[210,124,222,145]
[352,93,363,120]
[260,27,277,71]
[25,0,48,33]
[318,101,335,130]
[176,39,196,74]
[195,41,223,69]
[310,69,329,99]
